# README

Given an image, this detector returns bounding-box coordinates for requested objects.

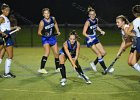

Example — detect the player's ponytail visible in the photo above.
[1,3,9,10]
[87,6,95,14]
[116,15,129,24]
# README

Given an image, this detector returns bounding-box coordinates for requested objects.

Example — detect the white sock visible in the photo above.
[0,59,2,64]
[133,63,140,72]
[5,58,12,74]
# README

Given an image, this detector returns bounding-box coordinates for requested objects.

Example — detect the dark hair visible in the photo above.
[87,6,95,14]
[1,3,10,10]
[116,15,129,24]
[132,5,140,17]
[69,30,80,40]
[42,8,50,14]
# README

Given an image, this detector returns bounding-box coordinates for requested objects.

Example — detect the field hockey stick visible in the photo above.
[42,33,59,37]
[2,28,20,38]
[102,50,124,75]
[87,33,102,43]
[52,33,58,36]
[9,28,21,35]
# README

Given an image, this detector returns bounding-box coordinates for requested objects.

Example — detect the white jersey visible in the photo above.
[133,17,140,37]
[121,24,129,36]
[0,14,11,32]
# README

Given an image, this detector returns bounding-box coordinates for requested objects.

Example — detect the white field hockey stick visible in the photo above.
[9,28,21,35]
[102,50,124,75]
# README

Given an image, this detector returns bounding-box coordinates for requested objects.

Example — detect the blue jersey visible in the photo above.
[42,16,55,37]
[86,18,98,35]
[60,40,77,58]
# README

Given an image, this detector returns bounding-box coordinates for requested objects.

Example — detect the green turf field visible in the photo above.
[0,46,140,100]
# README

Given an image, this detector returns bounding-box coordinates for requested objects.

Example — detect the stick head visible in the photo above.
[102,71,107,75]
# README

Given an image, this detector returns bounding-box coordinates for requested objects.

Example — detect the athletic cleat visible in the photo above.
[90,62,97,72]
[60,78,67,86]
[55,68,60,73]
[86,80,92,84]
[61,82,65,86]
[3,72,16,78]
[38,69,48,74]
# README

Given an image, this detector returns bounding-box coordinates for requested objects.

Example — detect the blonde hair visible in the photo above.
[116,15,129,24]
[87,6,95,14]
[42,8,50,14]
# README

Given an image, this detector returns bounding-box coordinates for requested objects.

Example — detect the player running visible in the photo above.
[116,15,136,67]
[0,3,21,78]
[38,8,61,74]
[59,30,91,86]
[82,6,114,73]
[126,5,140,72]
[0,15,18,64]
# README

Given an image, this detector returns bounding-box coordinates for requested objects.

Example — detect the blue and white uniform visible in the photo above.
[59,40,77,58]
[41,16,57,46]
[86,18,99,47]
[0,14,13,46]
[132,17,140,53]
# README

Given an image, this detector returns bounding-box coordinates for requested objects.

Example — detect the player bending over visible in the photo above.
[59,30,91,86]
[126,5,140,73]
[116,15,136,67]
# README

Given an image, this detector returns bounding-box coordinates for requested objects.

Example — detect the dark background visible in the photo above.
[0,0,140,25]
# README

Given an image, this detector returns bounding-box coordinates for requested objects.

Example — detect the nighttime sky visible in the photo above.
[0,0,139,24]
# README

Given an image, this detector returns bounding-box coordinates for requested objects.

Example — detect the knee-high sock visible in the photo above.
[94,56,104,65]
[40,56,47,69]
[60,64,66,78]
[55,58,59,69]
[5,58,12,74]
[98,57,107,70]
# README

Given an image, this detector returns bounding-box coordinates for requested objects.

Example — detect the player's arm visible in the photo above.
[63,42,77,68]
[52,17,61,35]
[11,26,21,31]
[74,42,80,62]
[96,18,105,35]
[0,17,8,37]
[0,17,4,24]
[83,21,90,38]
[97,26,105,35]
[123,27,133,49]
[126,23,135,36]
[38,20,44,36]
[0,17,4,34]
